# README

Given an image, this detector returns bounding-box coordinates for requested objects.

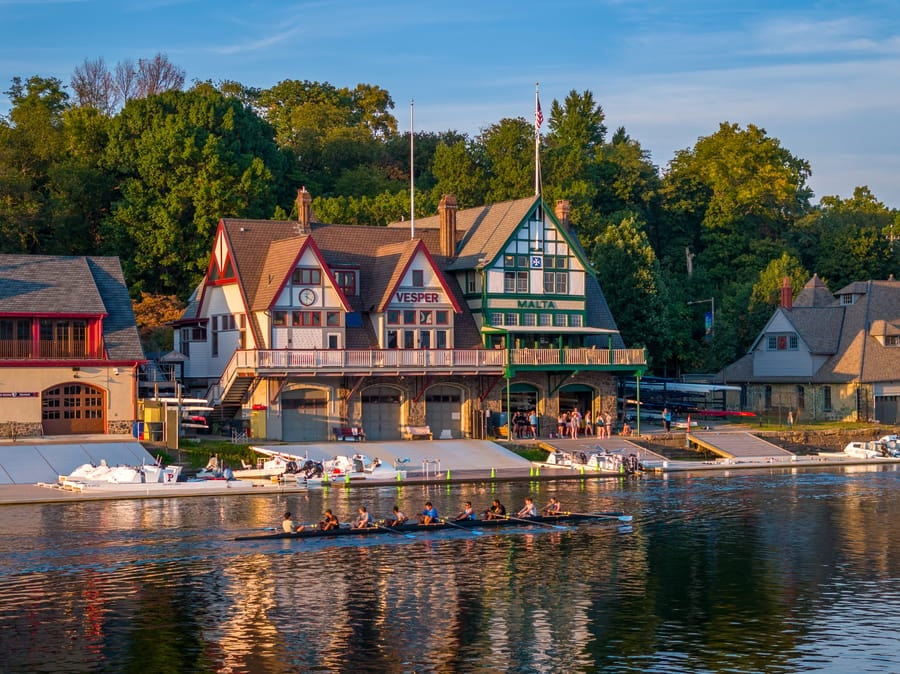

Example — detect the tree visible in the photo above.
[478,117,534,202]
[101,83,285,296]
[748,252,809,330]
[430,139,486,208]
[132,292,186,353]
[71,58,118,115]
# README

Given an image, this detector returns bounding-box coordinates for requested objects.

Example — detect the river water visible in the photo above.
[1,465,899,673]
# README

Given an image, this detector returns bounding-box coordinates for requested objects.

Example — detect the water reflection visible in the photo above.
[0,467,898,672]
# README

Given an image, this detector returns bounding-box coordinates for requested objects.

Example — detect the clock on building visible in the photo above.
[299,288,317,306]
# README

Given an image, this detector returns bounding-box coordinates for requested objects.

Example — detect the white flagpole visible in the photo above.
[534,82,541,197]
[410,98,415,239]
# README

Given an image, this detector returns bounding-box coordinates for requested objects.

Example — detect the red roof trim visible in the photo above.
[379,240,463,313]
[265,237,353,312]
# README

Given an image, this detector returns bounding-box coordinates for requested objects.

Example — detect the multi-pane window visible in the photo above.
[292,311,321,326]
[504,271,528,293]
[554,314,567,327]
[333,270,357,295]
[292,268,321,285]
[543,271,568,294]
[491,313,503,326]
[523,313,536,326]
[326,312,341,326]
[506,313,518,326]
[539,314,552,326]
[767,334,799,351]
[571,314,583,327]
[273,311,287,326]
[823,386,832,411]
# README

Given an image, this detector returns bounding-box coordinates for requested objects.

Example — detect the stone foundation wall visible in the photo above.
[0,421,43,439]
[109,420,135,436]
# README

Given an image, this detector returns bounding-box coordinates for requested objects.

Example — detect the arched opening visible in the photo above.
[361,385,403,441]
[425,384,464,439]
[42,382,105,435]
[281,387,329,441]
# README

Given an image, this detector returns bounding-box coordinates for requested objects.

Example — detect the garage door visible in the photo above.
[281,389,328,441]
[426,385,463,439]
[42,383,105,435]
[876,395,898,425]
[362,386,402,441]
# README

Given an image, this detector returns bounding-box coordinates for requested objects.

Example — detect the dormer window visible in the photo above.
[767,334,799,350]
[886,335,900,347]
[333,270,357,296]
[292,268,321,286]
[840,294,856,305]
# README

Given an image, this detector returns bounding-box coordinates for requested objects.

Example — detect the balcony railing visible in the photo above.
[0,339,103,360]
[218,347,647,395]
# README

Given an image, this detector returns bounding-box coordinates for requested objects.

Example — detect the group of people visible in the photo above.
[511,410,538,439]
[555,409,618,439]
[281,496,566,532]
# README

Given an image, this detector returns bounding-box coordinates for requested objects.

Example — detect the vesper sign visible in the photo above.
[394,292,441,303]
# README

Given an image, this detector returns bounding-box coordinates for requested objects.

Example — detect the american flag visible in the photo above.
[535,97,543,130]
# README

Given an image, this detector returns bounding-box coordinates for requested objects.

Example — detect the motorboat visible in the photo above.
[842,441,882,459]
[57,459,182,490]
[877,435,900,457]
[301,453,406,486]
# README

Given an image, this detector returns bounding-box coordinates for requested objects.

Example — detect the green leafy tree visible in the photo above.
[102,83,285,296]
[430,139,487,208]
[478,117,534,202]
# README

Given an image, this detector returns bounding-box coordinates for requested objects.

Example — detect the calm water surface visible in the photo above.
[1,466,899,673]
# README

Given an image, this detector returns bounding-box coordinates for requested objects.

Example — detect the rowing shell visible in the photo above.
[234,512,618,541]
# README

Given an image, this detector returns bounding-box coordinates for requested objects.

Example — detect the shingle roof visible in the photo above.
[0,254,143,361]
[792,273,834,308]
[785,307,844,354]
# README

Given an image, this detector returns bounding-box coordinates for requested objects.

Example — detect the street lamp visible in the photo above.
[688,298,715,339]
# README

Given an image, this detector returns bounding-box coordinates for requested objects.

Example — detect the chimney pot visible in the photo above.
[439,194,458,257]
[296,187,312,234]
[781,276,793,309]
[554,199,571,228]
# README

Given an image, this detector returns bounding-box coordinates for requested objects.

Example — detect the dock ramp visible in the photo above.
[688,431,793,460]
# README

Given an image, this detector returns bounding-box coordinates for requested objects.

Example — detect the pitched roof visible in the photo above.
[0,254,143,361]
[792,273,834,308]
[784,307,844,354]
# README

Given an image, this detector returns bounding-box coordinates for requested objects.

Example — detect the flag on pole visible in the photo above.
[535,96,543,130]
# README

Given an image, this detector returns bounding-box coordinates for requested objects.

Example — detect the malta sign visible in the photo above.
[517,300,556,309]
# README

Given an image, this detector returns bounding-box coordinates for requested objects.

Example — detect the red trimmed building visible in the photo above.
[0,255,144,436]
[174,190,646,441]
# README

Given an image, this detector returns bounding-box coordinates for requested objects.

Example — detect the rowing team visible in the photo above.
[282,496,563,533]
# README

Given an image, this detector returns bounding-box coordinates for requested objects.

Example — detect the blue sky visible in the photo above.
[2,0,900,207]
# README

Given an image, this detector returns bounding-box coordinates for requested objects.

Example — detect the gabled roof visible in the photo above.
[0,254,143,361]
[445,197,539,270]
[372,239,463,313]
[723,276,900,385]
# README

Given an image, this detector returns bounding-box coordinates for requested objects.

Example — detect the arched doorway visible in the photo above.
[281,388,329,441]
[42,382,105,435]
[559,384,594,420]
[425,384,463,439]
[361,385,403,441]
[499,383,539,438]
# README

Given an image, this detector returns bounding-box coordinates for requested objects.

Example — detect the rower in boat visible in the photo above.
[418,501,439,525]
[542,496,561,515]
[516,496,537,519]
[455,501,477,521]
[388,505,408,527]
[483,499,506,520]
[282,512,305,533]
[352,506,375,529]
[320,509,339,531]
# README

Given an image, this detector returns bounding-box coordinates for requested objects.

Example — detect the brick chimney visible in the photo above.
[554,199,571,229]
[781,276,792,309]
[439,194,458,258]
[296,187,312,234]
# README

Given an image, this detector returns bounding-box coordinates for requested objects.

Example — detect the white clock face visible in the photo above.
[299,288,317,306]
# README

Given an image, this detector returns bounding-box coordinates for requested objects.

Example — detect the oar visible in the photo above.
[502,514,568,530]
[439,518,484,535]
[564,511,633,523]
[374,522,416,539]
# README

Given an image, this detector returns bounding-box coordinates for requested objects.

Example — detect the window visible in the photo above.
[823,386,832,411]
[298,311,321,326]
[840,294,855,305]
[504,271,528,293]
[506,313,518,326]
[466,272,476,293]
[523,313,536,326]
[333,270,357,296]
[273,311,287,326]
[435,330,447,349]
[292,268,321,285]
[419,310,433,325]
[887,335,900,347]
[491,313,503,326]
[571,314,583,327]
[327,334,340,349]
[436,310,449,325]
[790,335,798,350]
[797,385,805,410]
[403,310,416,325]
[326,312,341,327]
[767,336,777,350]
[404,330,415,348]
[387,330,399,349]
[554,314,567,327]
[765,385,773,409]
[387,310,400,324]
[767,334,798,351]
[411,269,424,287]
[543,271,568,294]
[419,331,431,348]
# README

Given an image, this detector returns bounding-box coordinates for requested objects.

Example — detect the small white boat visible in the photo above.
[58,459,182,490]
[842,441,881,459]
[301,453,406,486]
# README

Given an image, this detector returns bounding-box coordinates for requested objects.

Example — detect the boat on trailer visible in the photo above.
[234,512,627,541]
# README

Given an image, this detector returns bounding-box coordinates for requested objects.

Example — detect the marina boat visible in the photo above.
[842,441,884,459]
[300,452,406,486]
[235,512,631,541]
[56,459,182,490]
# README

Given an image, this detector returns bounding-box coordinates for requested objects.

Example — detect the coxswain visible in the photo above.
[516,496,537,519]
[484,499,506,520]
